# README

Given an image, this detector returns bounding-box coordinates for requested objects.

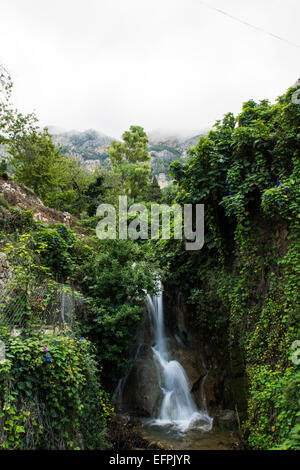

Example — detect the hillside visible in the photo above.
[0,176,75,227]
[49,128,114,171]
[49,127,206,180]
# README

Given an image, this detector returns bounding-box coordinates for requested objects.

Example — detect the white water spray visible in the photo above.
[147,281,213,432]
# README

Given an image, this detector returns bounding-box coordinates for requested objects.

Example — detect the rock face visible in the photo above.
[50,128,113,168]
[0,252,12,294]
[0,177,75,227]
[157,173,168,189]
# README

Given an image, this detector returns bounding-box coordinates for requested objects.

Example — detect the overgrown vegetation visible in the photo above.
[0,63,299,450]
[162,83,300,449]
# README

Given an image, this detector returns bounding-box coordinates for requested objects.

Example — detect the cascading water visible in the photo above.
[147,282,213,432]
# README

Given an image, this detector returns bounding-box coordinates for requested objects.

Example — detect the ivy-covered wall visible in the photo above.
[156,82,300,449]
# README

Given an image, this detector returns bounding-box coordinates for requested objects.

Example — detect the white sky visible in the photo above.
[0,0,299,138]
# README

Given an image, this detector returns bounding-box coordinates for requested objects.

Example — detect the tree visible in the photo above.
[161,182,179,204]
[0,65,37,149]
[6,124,67,200]
[45,155,94,213]
[107,125,151,201]
[146,175,162,202]
[84,174,106,216]
[79,238,159,387]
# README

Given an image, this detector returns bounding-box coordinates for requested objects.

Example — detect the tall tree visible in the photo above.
[107,125,151,201]
[6,123,67,200]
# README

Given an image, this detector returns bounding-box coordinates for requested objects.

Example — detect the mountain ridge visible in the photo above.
[49,127,207,178]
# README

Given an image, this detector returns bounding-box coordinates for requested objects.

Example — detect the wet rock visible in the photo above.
[164,284,248,417]
[148,440,173,450]
[168,336,206,389]
[121,345,162,417]
[213,409,238,431]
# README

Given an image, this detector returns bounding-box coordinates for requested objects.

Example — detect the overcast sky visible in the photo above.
[0,0,299,138]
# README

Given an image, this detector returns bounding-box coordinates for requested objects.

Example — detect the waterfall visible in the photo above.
[147,281,212,432]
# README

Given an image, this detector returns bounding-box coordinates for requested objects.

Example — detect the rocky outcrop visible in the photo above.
[0,177,75,227]
[115,313,161,417]
[157,173,168,189]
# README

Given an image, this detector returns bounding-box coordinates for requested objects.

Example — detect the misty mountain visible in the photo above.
[147,132,205,179]
[49,127,114,171]
[49,127,205,178]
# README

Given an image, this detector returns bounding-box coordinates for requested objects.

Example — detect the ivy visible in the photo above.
[0,329,110,449]
[164,84,300,449]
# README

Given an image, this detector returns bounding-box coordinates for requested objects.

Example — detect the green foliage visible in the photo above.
[145,175,162,202]
[44,156,95,215]
[6,123,66,201]
[1,65,299,450]
[77,239,159,386]
[32,223,77,278]
[161,182,179,204]
[247,366,300,450]
[108,125,151,201]
[165,83,300,449]
[82,171,124,216]
[0,159,9,179]
[84,174,106,216]
[0,207,34,233]
[0,329,109,449]
[0,64,13,143]
[2,217,78,280]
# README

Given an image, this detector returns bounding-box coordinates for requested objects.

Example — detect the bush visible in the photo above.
[0,329,110,449]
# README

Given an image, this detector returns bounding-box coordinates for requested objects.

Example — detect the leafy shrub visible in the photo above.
[32,222,76,277]
[0,329,110,449]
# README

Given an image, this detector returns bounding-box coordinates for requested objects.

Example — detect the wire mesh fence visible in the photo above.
[0,280,85,333]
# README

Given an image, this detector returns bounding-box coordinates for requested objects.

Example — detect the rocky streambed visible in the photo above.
[132,418,239,450]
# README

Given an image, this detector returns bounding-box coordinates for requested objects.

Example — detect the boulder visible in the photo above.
[121,344,162,417]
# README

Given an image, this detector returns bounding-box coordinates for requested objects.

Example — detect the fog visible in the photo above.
[0,0,299,138]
